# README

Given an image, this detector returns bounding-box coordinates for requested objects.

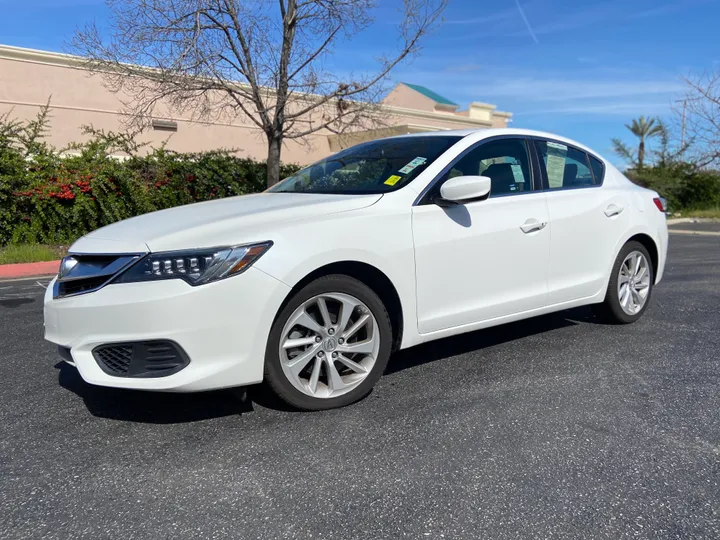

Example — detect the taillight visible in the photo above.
[653,197,667,212]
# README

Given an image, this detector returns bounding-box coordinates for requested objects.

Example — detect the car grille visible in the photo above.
[54,253,144,299]
[92,341,190,378]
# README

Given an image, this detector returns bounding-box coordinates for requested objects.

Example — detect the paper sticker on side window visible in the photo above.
[546,143,568,188]
[510,164,525,183]
[398,156,427,175]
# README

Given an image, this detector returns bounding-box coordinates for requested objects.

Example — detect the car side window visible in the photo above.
[534,140,595,189]
[588,155,605,185]
[442,138,533,197]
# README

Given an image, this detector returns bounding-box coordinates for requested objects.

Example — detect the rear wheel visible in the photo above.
[595,241,654,324]
[264,275,392,410]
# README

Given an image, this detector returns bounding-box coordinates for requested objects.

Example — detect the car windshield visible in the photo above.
[268,136,462,194]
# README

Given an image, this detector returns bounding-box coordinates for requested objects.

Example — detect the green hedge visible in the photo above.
[0,108,300,246]
[627,163,720,213]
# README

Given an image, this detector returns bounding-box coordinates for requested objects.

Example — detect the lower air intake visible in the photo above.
[92,340,190,378]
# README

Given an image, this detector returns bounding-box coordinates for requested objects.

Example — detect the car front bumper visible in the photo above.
[44,267,291,392]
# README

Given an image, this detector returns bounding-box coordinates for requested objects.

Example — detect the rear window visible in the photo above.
[534,140,597,189]
[589,155,605,185]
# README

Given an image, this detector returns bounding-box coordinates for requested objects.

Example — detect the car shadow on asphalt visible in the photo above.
[55,306,603,422]
[0,297,35,308]
[386,306,600,375]
[56,362,257,423]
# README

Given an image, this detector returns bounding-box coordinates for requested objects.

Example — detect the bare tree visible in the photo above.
[682,71,720,168]
[73,0,447,186]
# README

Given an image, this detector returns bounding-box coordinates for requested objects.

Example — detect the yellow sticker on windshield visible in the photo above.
[384,175,402,186]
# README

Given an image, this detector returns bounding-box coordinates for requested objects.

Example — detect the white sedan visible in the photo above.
[44,128,668,410]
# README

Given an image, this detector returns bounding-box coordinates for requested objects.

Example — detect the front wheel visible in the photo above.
[264,275,392,410]
[595,241,654,324]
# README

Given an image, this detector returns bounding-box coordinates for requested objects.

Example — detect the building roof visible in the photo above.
[401,83,459,107]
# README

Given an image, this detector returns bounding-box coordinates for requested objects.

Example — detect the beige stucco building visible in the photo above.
[0,44,512,165]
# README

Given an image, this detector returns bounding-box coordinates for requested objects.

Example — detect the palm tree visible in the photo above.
[614,116,665,170]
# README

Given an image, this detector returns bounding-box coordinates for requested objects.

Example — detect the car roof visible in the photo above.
[390,128,601,158]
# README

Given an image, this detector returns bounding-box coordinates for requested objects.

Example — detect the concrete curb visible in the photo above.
[0,260,60,280]
[668,230,720,237]
[667,218,695,225]
[667,217,720,225]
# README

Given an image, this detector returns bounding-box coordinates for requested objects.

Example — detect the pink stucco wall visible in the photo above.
[0,47,511,165]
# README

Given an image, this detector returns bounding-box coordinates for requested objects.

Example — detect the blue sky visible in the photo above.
[1,0,718,162]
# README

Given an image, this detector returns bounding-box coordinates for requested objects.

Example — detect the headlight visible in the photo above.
[114,241,273,286]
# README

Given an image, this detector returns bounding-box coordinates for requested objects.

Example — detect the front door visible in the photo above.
[412,138,550,334]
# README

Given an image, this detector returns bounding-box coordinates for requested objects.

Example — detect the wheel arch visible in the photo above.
[275,260,405,351]
[626,233,659,282]
[600,229,662,301]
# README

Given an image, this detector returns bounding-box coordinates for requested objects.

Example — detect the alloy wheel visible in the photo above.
[278,293,380,399]
[617,251,651,315]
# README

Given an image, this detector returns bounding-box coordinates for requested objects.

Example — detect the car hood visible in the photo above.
[70,192,383,253]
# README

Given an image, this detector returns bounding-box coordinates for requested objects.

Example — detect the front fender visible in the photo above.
[252,208,420,349]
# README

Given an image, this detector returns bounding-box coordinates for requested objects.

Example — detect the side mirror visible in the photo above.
[435,175,491,206]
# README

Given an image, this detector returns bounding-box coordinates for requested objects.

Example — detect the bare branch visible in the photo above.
[681,71,720,168]
[72,0,448,186]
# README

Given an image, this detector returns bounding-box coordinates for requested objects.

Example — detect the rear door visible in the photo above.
[533,139,630,304]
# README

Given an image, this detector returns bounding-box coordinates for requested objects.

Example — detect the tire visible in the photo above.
[264,274,393,411]
[594,241,654,324]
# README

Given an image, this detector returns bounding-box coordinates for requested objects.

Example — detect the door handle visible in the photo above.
[520,219,547,234]
[604,204,624,217]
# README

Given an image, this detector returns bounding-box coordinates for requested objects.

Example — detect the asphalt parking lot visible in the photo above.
[1,233,719,539]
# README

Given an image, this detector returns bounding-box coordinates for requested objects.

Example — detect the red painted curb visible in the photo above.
[0,260,60,279]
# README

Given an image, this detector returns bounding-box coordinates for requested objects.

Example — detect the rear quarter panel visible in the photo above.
[603,168,668,290]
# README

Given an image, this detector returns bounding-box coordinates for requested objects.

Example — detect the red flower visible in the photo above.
[74,180,92,193]
[49,190,76,200]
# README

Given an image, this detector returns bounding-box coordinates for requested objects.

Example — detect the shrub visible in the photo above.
[628,162,720,213]
[0,107,300,246]
[677,171,720,210]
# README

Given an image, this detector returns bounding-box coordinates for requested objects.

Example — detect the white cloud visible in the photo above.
[444,8,518,25]
[515,101,673,116]
[514,0,539,44]
[393,63,683,120]
[500,0,713,38]
[443,63,482,73]
[467,78,685,102]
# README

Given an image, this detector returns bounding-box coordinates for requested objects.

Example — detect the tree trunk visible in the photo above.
[638,139,645,170]
[266,134,283,187]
